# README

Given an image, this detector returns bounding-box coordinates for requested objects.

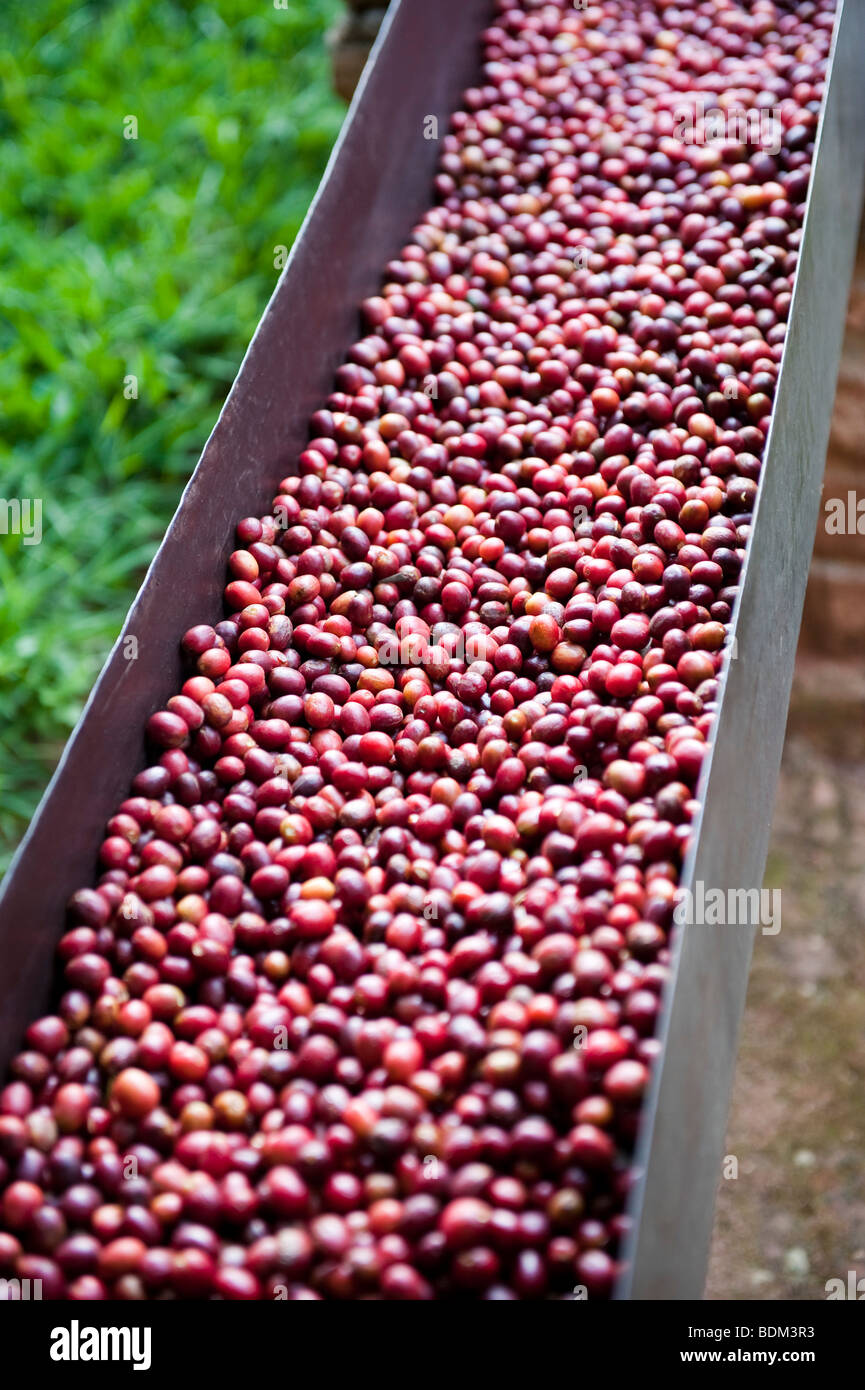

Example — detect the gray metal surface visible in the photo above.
[619,0,865,1301]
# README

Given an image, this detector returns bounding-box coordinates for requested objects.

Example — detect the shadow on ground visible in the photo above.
[706,657,865,1300]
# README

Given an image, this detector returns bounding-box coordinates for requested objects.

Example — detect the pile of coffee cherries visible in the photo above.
[0,0,832,1299]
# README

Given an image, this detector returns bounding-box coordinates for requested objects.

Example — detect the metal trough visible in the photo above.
[1,0,863,1301]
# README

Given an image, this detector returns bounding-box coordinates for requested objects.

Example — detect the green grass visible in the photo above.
[0,0,344,871]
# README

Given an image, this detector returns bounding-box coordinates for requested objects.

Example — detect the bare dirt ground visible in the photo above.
[705,656,865,1300]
